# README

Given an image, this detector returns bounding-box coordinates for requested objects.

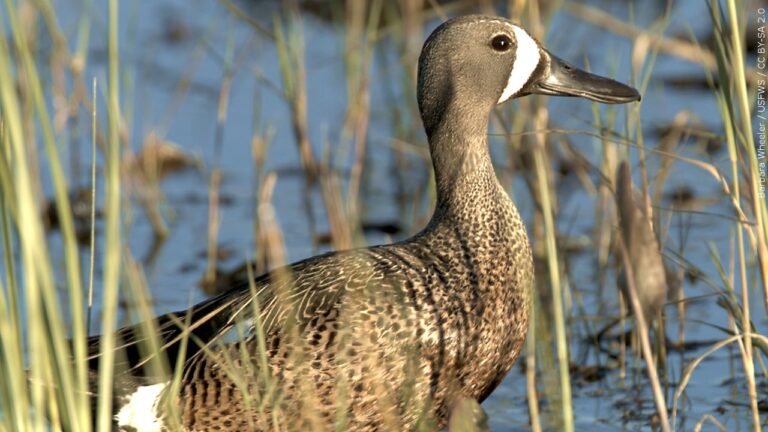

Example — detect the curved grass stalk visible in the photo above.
[671,334,768,430]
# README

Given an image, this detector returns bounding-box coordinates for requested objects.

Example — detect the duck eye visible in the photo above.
[491,34,512,52]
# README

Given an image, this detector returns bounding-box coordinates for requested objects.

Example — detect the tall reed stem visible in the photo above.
[96,0,122,430]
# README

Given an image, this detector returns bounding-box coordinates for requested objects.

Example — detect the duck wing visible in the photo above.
[86,248,358,379]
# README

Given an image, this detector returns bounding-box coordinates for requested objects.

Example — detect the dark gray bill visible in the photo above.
[531,52,641,104]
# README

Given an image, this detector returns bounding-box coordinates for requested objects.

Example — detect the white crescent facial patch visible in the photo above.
[497,26,541,104]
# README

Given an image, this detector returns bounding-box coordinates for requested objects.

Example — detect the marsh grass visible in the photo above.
[0,0,766,431]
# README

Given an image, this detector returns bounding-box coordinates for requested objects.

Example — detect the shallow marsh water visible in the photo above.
[27,0,768,430]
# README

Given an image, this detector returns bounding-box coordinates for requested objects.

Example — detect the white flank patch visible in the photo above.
[115,382,167,432]
[497,26,541,104]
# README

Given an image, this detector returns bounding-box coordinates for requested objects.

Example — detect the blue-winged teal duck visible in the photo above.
[95,15,640,431]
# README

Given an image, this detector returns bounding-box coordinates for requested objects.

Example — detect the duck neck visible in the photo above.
[426,104,499,214]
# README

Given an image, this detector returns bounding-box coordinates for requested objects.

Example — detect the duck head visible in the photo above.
[417,15,640,135]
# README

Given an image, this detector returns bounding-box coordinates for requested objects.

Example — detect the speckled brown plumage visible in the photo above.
[171,208,532,431]
[89,14,640,432]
